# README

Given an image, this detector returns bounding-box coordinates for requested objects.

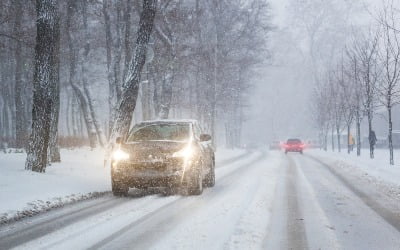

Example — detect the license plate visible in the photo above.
[132,170,163,178]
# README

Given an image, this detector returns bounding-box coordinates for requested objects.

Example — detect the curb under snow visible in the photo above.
[0,191,110,225]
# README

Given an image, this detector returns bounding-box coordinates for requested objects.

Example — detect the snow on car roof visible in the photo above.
[287,138,301,141]
[135,119,198,126]
[129,119,197,136]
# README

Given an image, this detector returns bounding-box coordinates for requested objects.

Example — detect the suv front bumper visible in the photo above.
[112,161,194,188]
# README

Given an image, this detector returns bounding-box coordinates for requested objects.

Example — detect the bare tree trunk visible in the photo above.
[153,6,176,120]
[0,60,5,143]
[102,0,115,136]
[331,126,335,152]
[81,0,106,147]
[1,75,11,143]
[356,109,361,156]
[48,62,60,163]
[110,0,157,142]
[235,68,244,148]
[368,113,374,159]
[158,72,174,119]
[14,0,27,148]
[347,125,351,154]
[26,0,60,172]
[211,39,218,147]
[71,85,97,148]
[66,0,97,148]
[2,96,11,140]
[153,72,161,116]
[82,72,105,147]
[194,0,203,122]
[336,125,341,153]
[66,91,71,136]
[123,0,132,82]
[71,96,78,137]
[48,13,61,163]
[141,68,151,121]
[113,1,123,102]
[388,106,394,165]
[0,91,4,144]
[210,0,220,147]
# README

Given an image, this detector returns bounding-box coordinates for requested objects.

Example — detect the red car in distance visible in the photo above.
[284,138,304,154]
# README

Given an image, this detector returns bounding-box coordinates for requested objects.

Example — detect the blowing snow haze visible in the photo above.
[2,0,400,249]
[246,0,397,145]
[0,0,394,149]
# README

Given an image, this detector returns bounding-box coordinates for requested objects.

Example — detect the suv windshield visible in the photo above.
[127,124,190,142]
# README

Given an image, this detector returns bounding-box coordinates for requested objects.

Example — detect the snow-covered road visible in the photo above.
[1,150,400,250]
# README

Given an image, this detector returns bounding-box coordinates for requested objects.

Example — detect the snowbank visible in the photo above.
[308,148,400,190]
[0,148,110,223]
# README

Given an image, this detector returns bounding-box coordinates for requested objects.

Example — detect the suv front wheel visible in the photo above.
[188,167,203,195]
[112,178,129,196]
[203,156,215,187]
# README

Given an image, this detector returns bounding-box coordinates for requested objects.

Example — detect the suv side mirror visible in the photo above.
[116,137,123,144]
[200,134,212,142]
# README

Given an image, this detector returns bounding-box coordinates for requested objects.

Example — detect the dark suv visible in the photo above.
[111,120,215,196]
[284,138,304,154]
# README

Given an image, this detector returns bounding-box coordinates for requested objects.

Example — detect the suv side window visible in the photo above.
[193,123,201,139]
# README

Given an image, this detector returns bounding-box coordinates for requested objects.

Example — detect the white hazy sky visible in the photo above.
[243,0,392,144]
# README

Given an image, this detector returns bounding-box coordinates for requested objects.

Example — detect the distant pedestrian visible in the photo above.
[369,130,377,158]
[349,134,355,152]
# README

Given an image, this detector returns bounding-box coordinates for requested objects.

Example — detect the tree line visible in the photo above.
[0,0,271,172]
[312,1,400,165]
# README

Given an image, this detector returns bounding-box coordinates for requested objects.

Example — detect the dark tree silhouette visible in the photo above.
[110,0,157,142]
[25,0,60,172]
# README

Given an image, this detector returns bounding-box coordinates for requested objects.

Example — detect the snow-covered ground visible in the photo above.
[0,147,246,223]
[308,148,400,193]
[1,148,400,249]
[0,150,273,249]
[0,148,110,223]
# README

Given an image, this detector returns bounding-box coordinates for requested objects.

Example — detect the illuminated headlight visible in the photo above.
[173,146,194,158]
[112,149,130,161]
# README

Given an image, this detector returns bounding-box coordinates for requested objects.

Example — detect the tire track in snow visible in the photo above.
[40,194,172,250]
[0,197,125,249]
[285,156,309,250]
[223,152,280,249]
[291,155,341,250]
[88,152,267,250]
[263,154,287,249]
